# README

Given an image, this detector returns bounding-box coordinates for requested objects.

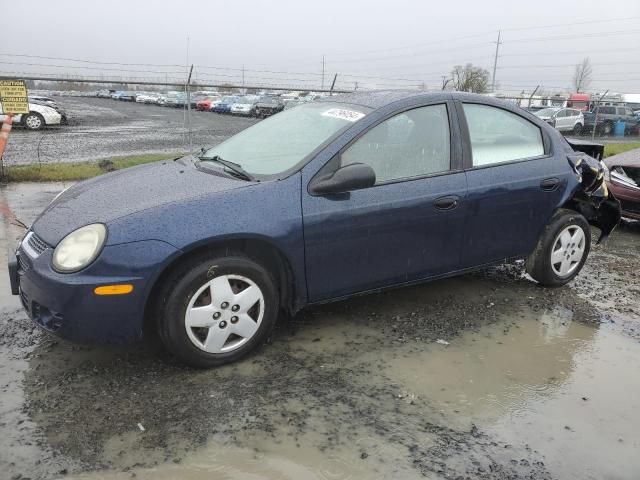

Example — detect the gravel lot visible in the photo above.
[3,97,259,165]
[1,181,639,480]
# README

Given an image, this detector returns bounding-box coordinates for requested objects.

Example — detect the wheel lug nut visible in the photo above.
[221,302,229,309]
[212,312,221,319]
[231,304,240,312]
[231,316,238,324]
[219,321,227,328]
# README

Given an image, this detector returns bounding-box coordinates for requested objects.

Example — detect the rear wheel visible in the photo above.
[573,123,583,135]
[526,209,591,287]
[600,121,613,136]
[23,112,45,130]
[157,254,279,367]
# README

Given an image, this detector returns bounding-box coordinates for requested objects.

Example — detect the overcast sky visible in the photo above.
[2,0,639,93]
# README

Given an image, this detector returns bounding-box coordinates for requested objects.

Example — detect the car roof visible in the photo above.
[318,90,519,110]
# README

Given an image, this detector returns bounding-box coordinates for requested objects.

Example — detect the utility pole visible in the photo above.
[354,81,358,91]
[329,73,337,94]
[321,55,325,90]
[491,30,502,93]
[186,64,194,156]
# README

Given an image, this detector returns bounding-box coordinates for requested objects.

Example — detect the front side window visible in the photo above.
[463,104,544,167]
[340,104,450,184]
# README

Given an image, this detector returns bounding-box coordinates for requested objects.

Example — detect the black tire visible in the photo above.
[573,123,583,135]
[157,253,279,368]
[600,121,613,136]
[23,112,45,130]
[526,209,591,287]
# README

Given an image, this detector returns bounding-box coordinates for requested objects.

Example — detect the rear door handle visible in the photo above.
[433,195,460,210]
[540,177,560,191]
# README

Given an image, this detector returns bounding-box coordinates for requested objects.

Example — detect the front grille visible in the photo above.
[27,232,49,256]
[20,289,29,310]
[18,253,30,272]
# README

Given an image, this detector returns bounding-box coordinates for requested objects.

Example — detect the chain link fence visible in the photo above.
[1,82,639,178]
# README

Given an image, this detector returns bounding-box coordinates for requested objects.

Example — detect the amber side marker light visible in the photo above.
[94,284,134,295]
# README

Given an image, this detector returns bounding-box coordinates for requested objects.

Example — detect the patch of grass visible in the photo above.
[2,153,184,182]
[604,142,640,158]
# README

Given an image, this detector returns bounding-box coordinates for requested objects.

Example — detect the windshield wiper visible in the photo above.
[198,155,255,181]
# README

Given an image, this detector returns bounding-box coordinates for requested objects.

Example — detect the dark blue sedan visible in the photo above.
[8,91,620,367]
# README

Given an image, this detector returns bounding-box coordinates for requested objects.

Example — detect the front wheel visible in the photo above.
[23,112,45,130]
[526,209,591,287]
[157,254,279,367]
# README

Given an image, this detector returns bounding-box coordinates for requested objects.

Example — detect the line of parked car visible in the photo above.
[532,105,640,136]
[96,89,327,118]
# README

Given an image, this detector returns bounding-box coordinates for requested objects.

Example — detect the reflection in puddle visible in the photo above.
[382,306,640,480]
[72,306,640,480]
[378,306,592,428]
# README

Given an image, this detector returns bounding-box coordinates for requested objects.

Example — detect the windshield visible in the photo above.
[535,108,559,117]
[259,96,278,104]
[199,102,370,177]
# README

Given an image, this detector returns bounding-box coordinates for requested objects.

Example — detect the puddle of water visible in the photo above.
[72,429,415,480]
[380,307,640,480]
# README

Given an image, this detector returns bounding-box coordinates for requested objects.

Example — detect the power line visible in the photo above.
[283,16,640,62]
[506,28,640,44]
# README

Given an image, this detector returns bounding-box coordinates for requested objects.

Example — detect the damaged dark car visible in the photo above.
[604,149,640,220]
[8,91,620,368]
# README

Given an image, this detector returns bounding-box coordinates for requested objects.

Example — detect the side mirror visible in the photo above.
[310,163,376,195]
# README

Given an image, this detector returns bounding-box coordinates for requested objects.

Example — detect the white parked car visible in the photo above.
[535,107,584,135]
[0,102,65,130]
[230,99,256,116]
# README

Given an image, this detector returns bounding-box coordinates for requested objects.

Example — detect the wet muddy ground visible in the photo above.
[3,98,259,165]
[1,182,639,480]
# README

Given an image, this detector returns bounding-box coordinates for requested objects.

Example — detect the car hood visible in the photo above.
[604,149,640,168]
[32,158,252,246]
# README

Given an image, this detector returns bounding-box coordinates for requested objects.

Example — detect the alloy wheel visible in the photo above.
[184,274,264,353]
[550,225,586,277]
[25,114,42,129]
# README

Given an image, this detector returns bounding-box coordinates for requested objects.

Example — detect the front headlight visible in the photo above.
[52,224,107,273]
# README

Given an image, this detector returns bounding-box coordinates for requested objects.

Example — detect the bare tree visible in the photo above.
[450,64,490,93]
[573,57,593,93]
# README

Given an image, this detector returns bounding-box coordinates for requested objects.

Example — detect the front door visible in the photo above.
[302,102,468,302]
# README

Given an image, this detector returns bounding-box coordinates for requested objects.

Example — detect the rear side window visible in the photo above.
[462,104,545,166]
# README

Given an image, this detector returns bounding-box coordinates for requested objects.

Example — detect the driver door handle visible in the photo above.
[540,177,560,191]
[433,195,460,210]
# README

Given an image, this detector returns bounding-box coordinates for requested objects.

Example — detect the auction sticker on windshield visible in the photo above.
[0,79,29,114]
[322,108,366,122]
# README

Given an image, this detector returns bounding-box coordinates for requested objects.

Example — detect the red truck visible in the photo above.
[566,93,590,111]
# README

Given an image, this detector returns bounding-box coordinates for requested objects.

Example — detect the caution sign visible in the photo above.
[0,80,29,114]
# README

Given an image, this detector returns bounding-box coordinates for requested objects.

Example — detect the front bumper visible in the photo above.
[9,236,178,344]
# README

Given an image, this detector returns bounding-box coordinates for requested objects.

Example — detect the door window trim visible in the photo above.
[308,100,462,194]
[454,100,553,171]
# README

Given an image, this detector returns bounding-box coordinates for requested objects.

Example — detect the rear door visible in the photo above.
[555,109,570,131]
[456,101,568,268]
